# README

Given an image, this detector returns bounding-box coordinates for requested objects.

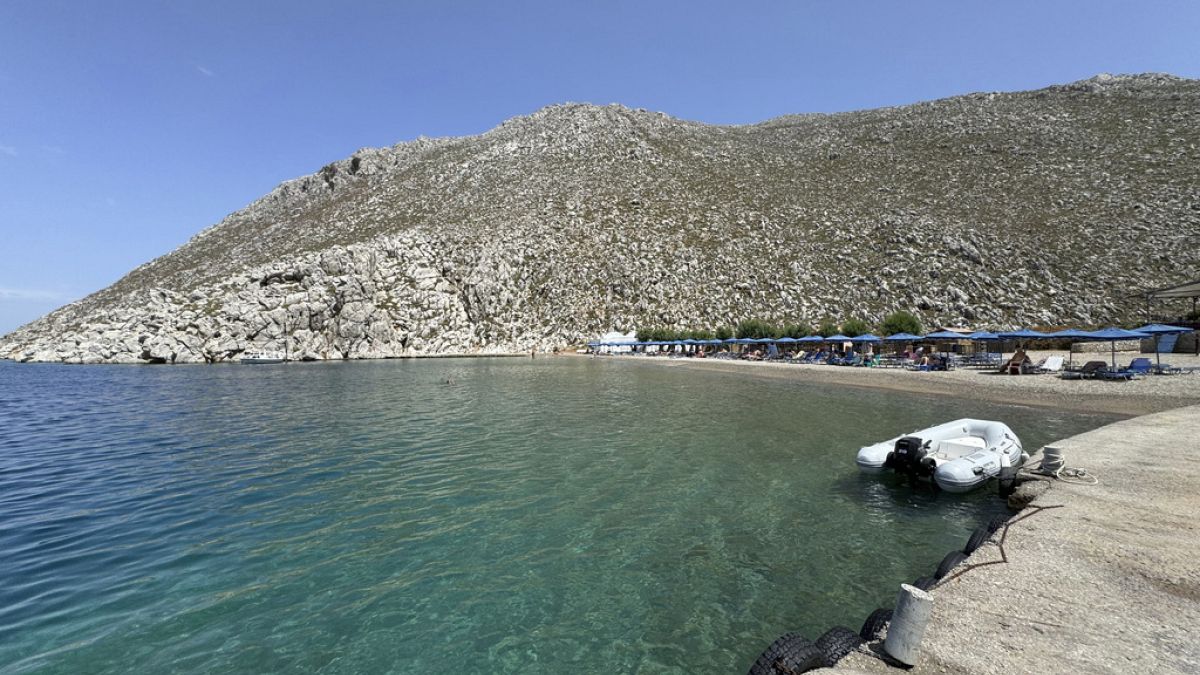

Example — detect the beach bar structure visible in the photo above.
[1137,276,1200,323]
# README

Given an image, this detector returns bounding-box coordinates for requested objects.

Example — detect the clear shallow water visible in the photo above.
[0,357,1117,674]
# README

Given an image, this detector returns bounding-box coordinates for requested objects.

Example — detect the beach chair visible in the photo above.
[1037,355,1064,373]
[1061,360,1107,380]
[1097,366,1135,381]
[999,350,1033,375]
[1126,358,1153,377]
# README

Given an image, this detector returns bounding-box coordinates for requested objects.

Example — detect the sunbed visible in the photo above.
[1037,355,1064,373]
[1061,360,1107,380]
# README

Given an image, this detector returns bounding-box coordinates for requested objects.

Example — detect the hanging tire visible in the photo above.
[935,550,968,579]
[747,632,823,675]
[986,514,1010,533]
[859,607,893,641]
[815,625,864,667]
[912,575,937,591]
[963,525,991,554]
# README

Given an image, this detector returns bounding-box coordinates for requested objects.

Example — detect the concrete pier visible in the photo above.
[832,404,1200,674]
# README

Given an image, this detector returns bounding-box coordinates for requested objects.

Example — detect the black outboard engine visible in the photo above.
[889,436,935,479]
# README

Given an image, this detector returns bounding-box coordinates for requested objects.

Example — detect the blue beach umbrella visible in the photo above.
[883,332,922,342]
[850,333,881,357]
[1046,329,1095,366]
[1046,329,1093,339]
[998,329,1048,359]
[1133,323,1191,334]
[797,335,824,344]
[998,328,1048,340]
[1133,324,1192,368]
[775,337,798,343]
[1084,327,1151,368]
[964,330,1001,360]
[923,330,967,340]
[825,334,852,342]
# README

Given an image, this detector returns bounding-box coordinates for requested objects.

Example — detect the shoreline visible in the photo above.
[566,351,1200,417]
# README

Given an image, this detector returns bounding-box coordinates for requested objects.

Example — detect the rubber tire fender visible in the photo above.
[963,525,991,555]
[934,550,969,580]
[815,625,864,667]
[911,575,937,591]
[986,514,1010,533]
[747,632,823,675]
[859,607,894,641]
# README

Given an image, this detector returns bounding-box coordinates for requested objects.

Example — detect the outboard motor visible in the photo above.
[889,436,934,479]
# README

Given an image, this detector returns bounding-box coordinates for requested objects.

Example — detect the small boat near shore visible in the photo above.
[239,351,286,364]
[856,418,1026,492]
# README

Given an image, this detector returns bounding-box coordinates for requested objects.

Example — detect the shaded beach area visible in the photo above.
[575,350,1200,417]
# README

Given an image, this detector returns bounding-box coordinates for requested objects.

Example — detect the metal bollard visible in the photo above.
[884,583,934,667]
[1040,446,1065,474]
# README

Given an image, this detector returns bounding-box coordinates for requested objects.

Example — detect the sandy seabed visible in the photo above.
[573,349,1200,416]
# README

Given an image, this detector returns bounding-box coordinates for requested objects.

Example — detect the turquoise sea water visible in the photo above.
[0,357,1117,674]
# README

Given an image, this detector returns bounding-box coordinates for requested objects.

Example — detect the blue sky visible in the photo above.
[1,1,1198,333]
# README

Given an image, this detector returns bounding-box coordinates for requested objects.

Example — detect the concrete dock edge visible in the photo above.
[829,403,1200,674]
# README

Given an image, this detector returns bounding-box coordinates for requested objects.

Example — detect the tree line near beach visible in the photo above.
[636,311,924,343]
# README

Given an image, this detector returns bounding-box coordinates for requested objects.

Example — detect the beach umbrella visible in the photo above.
[1133,324,1192,369]
[797,335,824,343]
[1046,329,1095,366]
[998,328,1048,341]
[994,328,1048,368]
[825,334,852,342]
[883,332,922,342]
[923,330,967,340]
[998,328,1048,351]
[963,330,1001,360]
[849,333,881,357]
[1084,327,1151,368]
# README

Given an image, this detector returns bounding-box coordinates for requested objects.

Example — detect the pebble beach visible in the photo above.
[578,350,1200,417]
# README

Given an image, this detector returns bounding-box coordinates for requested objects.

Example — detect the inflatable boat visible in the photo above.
[856,419,1026,492]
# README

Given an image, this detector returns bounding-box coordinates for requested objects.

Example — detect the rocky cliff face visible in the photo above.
[4,73,1199,363]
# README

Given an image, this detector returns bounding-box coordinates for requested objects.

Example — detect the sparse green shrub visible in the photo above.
[780,323,812,339]
[841,318,870,337]
[817,318,840,337]
[736,319,777,339]
[715,325,733,341]
[879,311,923,336]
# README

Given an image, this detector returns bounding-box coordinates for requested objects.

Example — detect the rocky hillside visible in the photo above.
[4,73,1198,363]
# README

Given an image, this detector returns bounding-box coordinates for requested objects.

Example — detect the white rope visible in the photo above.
[1018,447,1098,485]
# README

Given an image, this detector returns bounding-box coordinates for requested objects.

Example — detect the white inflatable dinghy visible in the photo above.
[856,419,1026,492]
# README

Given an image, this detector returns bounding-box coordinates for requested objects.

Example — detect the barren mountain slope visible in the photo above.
[4,73,1198,363]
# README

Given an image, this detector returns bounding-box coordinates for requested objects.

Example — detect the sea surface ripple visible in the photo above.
[0,358,1117,673]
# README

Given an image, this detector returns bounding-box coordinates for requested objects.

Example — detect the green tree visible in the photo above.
[879,311,923,336]
[636,328,652,342]
[841,318,870,337]
[817,318,840,337]
[781,322,811,339]
[715,325,733,340]
[736,319,777,339]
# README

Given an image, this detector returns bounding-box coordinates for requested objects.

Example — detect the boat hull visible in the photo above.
[856,419,1022,492]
